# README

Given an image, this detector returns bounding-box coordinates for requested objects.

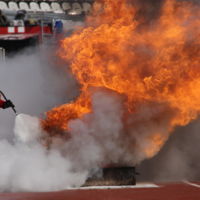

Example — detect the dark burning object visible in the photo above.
[83,167,138,187]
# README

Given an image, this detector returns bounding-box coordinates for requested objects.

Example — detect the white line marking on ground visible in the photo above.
[183,181,200,188]
[69,183,159,190]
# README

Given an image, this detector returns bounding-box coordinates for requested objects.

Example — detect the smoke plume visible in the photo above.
[0,48,87,191]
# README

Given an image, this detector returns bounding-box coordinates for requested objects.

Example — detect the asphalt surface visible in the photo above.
[0,182,200,200]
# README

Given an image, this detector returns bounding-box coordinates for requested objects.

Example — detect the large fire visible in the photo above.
[41,0,200,163]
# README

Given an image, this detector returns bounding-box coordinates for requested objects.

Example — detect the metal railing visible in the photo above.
[0,48,6,67]
[41,19,56,45]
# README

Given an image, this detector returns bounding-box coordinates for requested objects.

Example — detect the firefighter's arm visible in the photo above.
[2,100,14,109]
[0,99,5,108]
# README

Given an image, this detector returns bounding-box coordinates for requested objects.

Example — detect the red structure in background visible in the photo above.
[0,26,52,44]
[0,20,57,56]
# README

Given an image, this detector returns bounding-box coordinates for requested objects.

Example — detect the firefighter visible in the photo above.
[0,94,14,109]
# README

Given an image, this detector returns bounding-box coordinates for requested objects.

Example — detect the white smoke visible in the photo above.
[0,48,86,192]
[0,85,172,192]
[48,89,173,170]
[61,90,127,170]
[0,113,88,192]
[0,89,131,192]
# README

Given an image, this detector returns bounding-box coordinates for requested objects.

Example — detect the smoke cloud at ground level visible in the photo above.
[0,114,88,192]
[0,52,87,192]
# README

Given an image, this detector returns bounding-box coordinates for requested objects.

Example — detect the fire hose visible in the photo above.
[0,91,18,115]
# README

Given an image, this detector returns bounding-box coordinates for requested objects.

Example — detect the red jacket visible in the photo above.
[0,94,5,108]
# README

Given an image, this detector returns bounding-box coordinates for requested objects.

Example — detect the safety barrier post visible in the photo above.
[0,47,6,67]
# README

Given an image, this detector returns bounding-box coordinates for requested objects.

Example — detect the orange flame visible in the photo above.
[41,92,91,137]
[145,133,166,158]
[41,0,200,160]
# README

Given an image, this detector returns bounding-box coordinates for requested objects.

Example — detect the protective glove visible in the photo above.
[3,100,14,109]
